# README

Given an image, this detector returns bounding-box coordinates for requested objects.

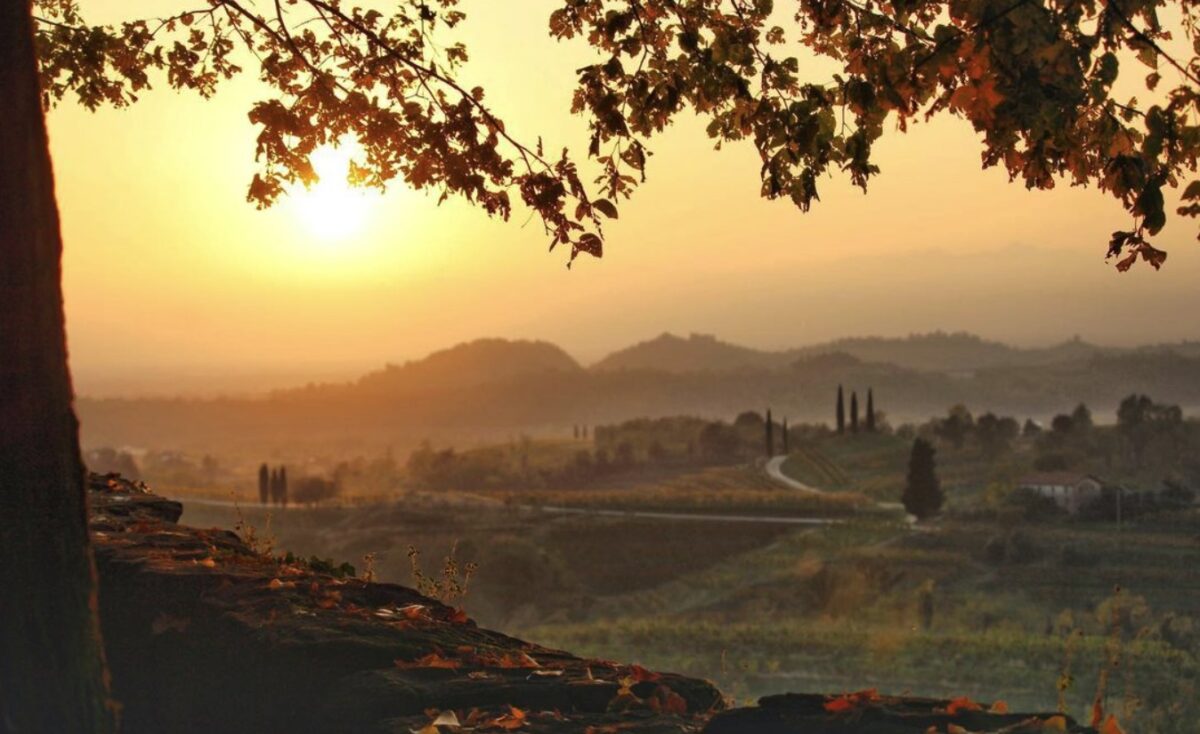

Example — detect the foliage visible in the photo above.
[903,437,944,518]
[934,404,975,449]
[35,0,1200,265]
[975,412,1020,457]
[291,475,340,505]
[406,542,477,606]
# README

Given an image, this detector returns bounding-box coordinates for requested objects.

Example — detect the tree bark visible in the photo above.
[0,2,117,731]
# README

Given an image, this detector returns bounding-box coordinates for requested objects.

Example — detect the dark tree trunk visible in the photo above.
[0,3,117,731]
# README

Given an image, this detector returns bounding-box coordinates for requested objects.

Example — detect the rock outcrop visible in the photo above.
[86,474,1093,734]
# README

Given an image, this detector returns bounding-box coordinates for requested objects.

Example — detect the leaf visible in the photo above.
[944,696,983,715]
[628,664,660,682]
[481,706,527,731]
[823,688,881,713]
[988,700,1009,714]
[394,652,460,669]
[431,710,461,728]
[1099,714,1126,734]
[592,199,619,219]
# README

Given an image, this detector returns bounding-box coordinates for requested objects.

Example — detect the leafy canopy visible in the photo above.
[33,0,1200,268]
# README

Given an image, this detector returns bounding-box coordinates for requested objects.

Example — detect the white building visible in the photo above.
[1017,472,1104,515]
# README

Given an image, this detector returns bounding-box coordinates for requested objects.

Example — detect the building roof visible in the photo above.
[1018,472,1100,487]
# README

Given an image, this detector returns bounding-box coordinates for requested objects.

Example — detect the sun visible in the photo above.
[287,143,377,243]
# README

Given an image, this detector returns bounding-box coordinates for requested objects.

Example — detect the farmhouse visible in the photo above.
[1017,472,1104,515]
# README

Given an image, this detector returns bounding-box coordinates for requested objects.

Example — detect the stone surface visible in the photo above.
[88,474,721,733]
[702,692,1093,733]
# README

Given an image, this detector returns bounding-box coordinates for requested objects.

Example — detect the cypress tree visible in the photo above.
[782,418,790,454]
[866,389,876,433]
[269,467,279,505]
[279,466,289,508]
[902,438,944,520]
[258,463,269,504]
[836,386,845,434]
[765,409,775,457]
[850,391,859,434]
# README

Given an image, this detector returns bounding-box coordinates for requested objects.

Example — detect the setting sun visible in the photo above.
[287,143,378,243]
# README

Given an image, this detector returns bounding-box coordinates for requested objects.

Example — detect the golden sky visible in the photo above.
[48,1,1200,396]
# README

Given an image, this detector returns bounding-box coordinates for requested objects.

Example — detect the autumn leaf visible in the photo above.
[394,652,460,669]
[650,685,688,715]
[481,705,526,731]
[944,696,983,715]
[823,688,881,713]
[1099,714,1126,734]
[1042,715,1069,731]
[988,700,1009,714]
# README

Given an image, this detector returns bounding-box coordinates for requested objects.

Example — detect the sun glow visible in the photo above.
[288,143,378,243]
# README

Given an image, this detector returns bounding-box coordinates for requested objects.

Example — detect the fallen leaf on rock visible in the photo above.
[446,608,470,624]
[823,688,881,713]
[198,557,216,568]
[399,604,431,620]
[648,685,688,715]
[1099,714,1126,734]
[607,677,642,713]
[430,710,460,728]
[394,652,460,669]
[481,705,526,731]
[628,664,660,682]
[1041,715,1069,732]
[988,700,1009,714]
[528,669,563,678]
[944,696,983,715]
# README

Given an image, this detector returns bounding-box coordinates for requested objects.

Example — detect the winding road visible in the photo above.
[764,455,824,494]
[763,454,907,513]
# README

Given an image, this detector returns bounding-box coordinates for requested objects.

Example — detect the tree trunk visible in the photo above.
[0,2,117,731]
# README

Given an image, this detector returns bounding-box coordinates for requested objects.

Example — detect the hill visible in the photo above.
[298,338,583,396]
[591,332,786,373]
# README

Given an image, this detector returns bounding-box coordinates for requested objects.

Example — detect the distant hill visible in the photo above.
[591,331,1126,374]
[294,338,582,396]
[76,332,1200,453]
[591,333,786,373]
[786,332,1115,373]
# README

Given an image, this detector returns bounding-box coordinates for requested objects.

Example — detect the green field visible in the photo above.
[779,432,1034,503]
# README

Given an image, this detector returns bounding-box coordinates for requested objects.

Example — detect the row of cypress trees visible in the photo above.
[763,409,790,457]
[835,385,877,435]
[258,464,289,506]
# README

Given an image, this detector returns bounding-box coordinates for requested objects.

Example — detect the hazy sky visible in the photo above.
[49,1,1200,396]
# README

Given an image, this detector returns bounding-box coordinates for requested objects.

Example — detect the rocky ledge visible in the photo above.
[88,474,1094,734]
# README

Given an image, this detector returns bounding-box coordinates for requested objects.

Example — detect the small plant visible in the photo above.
[407,542,478,606]
[361,552,377,583]
[232,496,275,556]
[280,551,356,578]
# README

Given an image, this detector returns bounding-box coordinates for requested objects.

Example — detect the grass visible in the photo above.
[779,432,1035,504]
[504,465,875,517]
